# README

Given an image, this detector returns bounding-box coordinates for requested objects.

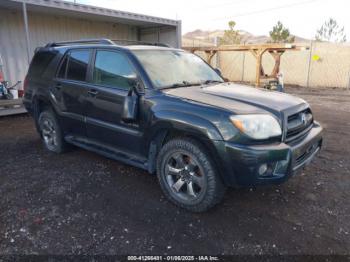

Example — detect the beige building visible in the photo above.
[0,0,181,89]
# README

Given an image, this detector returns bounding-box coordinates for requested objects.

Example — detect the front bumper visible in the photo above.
[218,121,323,186]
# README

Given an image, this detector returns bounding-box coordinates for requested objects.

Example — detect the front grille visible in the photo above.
[286,108,313,142]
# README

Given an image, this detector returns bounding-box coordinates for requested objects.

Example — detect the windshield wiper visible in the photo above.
[159,80,223,90]
[159,81,202,90]
[202,80,224,85]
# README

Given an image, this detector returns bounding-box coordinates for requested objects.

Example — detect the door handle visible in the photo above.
[88,89,98,96]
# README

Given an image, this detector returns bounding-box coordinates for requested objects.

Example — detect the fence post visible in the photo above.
[306,40,313,88]
[241,42,246,82]
[214,36,220,68]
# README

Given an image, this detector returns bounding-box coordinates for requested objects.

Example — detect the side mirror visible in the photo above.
[122,90,138,122]
[214,68,222,76]
[122,76,141,122]
[127,76,143,94]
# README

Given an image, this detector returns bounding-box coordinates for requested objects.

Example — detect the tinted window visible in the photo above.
[29,51,56,77]
[66,50,90,81]
[93,51,136,90]
[57,56,68,78]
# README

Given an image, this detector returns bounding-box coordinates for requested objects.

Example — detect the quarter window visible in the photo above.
[66,50,90,82]
[29,51,56,78]
[93,51,136,90]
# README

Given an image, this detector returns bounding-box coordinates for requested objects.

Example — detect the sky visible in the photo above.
[76,0,349,40]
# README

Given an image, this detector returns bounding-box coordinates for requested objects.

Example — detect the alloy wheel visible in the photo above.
[164,151,206,202]
[41,118,58,150]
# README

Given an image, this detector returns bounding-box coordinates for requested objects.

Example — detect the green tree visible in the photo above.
[219,21,241,45]
[315,18,346,43]
[269,21,295,43]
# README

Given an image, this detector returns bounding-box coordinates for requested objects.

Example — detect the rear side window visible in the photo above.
[66,50,90,82]
[93,50,136,90]
[29,51,56,77]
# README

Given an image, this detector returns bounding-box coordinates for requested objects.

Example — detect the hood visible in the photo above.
[163,82,307,115]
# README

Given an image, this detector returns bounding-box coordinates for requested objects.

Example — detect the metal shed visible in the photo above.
[0,0,181,91]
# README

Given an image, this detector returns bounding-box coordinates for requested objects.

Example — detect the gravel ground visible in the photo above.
[0,87,349,255]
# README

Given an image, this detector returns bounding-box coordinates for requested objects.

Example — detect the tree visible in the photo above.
[219,21,241,45]
[269,21,295,43]
[315,18,346,43]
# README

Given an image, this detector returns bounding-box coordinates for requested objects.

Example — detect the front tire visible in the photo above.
[38,109,67,153]
[157,138,226,212]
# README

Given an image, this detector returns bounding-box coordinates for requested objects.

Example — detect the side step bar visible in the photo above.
[65,135,148,171]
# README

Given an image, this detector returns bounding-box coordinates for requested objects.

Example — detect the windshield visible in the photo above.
[132,50,223,89]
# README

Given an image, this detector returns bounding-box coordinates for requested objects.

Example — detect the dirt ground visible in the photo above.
[0,87,349,256]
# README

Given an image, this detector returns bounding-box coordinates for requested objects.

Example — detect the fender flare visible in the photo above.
[146,110,224,174]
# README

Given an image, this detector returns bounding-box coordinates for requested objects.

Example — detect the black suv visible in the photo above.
[23,39,323,212]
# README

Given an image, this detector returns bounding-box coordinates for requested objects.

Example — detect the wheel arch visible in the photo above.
[146,113,228,184]
[32,95,54,133]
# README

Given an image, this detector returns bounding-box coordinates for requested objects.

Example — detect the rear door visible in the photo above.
[53,49,92,136]
[84,49,142,153]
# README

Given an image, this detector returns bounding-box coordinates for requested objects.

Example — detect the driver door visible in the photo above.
[84,49,142,153]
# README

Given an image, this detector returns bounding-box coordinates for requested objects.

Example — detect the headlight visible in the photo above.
[230,114,281,140]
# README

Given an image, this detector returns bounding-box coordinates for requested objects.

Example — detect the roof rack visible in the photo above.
[45,39,114,48]
[111,39,171,47]
[45,38,171,48]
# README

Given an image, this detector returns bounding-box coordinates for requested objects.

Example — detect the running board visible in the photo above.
[65,135,148,171]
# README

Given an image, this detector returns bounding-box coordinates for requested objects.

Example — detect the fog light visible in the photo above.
[274,159,289,174]
[258,164,268,175]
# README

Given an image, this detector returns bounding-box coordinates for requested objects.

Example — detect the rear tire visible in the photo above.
[157,138,226,212]
[38,109,67,153]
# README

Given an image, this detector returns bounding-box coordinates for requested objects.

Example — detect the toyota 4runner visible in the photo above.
[23,39,323,212]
